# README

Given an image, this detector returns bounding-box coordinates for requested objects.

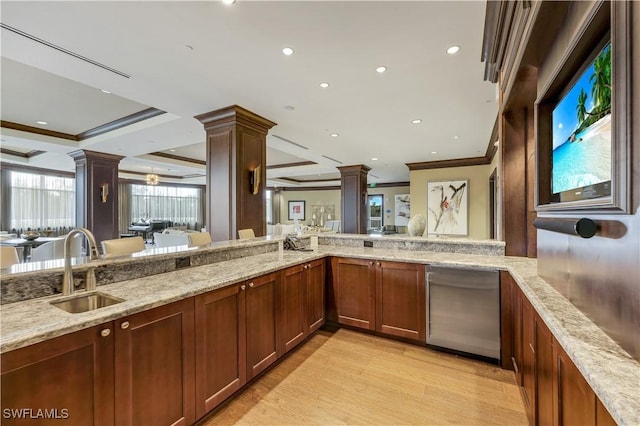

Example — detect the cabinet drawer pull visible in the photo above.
[100,328,111,337]
[120,321,130,330]
[304,265,308,269]
[240,284,246,291]
[376,262,381,267]
[249,282,255,288]
[369,261,374,266]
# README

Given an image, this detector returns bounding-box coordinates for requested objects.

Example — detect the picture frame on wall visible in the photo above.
[394,194,410,226]
[426,180,468,236]
[288,200,306,221]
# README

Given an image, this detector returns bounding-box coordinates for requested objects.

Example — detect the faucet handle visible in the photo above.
[85,268,97,292]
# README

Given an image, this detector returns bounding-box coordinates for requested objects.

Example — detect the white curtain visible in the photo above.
[129,184,203,228]
[9,171,75,230]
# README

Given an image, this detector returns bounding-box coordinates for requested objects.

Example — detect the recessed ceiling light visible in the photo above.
[222,0,236,4]
[100,89,111,94]
[169,149,176,152]
[411,119,422,124]
[453,135,459,139]
[185,45,194,51]
[282,47,294,56]
[446,45,461,55]
[36,121,48,125]
[320,82,329,88]
[431,151,437,155]
[376,66,387,73]
[371,157,379,161]
[494,140,499,147]
[330,133,339,138]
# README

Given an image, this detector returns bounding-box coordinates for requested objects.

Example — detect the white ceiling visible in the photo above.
[0,1,497,187]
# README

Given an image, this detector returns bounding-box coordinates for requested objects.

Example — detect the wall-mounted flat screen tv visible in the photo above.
[551,41,611,202]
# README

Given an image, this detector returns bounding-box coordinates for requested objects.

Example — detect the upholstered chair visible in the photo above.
[1,246,20,268]
[188,232,212,246]
[237,229,255,240]
[101,236,145,257]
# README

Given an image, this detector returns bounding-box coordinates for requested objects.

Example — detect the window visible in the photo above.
[9,171,75,230]
[266,190,273,224]
[130,184,202,225]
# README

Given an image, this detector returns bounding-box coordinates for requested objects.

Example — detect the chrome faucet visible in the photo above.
[62,228,100,296]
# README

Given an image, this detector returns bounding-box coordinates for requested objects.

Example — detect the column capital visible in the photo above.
[195,105,277,134]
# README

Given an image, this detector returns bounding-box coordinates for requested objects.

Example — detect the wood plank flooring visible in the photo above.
[198,328,527,425]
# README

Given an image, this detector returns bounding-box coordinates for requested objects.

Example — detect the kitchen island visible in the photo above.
[1,235,638,425]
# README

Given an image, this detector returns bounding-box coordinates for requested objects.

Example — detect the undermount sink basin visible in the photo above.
[51,292,124,314]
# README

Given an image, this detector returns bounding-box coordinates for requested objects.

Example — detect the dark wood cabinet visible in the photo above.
[332,257,376,330]
[279,259,326,355]
[596,399,617,426]
[330,257,425,342]
[245,271,280,380]
[1,324,115,426]
[553,342,596,426]
[522,296,536,425]
[376,261,425,341]
[306,259,326,334]
[195,283,246,419]
[280,264,307,353]
[114,298,195,426]
[536,316,554,426]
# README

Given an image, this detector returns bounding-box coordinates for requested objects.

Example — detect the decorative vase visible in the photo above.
[21,230,40,241]
[407,214,426,237]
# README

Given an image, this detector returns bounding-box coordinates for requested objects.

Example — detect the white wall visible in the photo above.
[409,164,495,240]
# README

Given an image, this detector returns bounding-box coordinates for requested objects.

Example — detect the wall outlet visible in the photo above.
[175,257,191,269]
[364,240,373,248]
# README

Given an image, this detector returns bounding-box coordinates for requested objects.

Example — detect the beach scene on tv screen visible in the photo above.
[552,43,611,195]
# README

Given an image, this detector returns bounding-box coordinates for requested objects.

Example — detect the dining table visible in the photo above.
[0,237,64,262]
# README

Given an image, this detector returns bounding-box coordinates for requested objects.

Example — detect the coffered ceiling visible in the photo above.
[0,1,497,187]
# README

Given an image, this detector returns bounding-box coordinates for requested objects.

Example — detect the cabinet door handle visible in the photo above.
[249,282,255,288]
[100,328,111,337]
[369,261,374,266]
[120,321,130,330]
[376,262,381,267]
[304,265,308,269]
[240,284,246,291]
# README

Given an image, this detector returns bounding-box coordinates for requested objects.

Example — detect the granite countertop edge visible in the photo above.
[1,246,637,424]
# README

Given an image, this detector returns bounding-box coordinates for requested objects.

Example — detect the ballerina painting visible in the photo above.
[427,180,468,236]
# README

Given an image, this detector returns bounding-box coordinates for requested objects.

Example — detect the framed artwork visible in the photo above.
[394,194,410,226]
[288,200,305,221]
[427,180,468,236]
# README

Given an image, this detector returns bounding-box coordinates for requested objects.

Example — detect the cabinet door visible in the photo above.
[522,298,536,425]
[553,342,596,426]
[536,316,554,426]
[115,298,195,426]
[280,264,307,353]
[1,324,114,426]
[512,284,524,385]
[306,259,326,333]
[376,261,425,341]
[334,257,376,330]
[195,284,246,419]
[246,271,280,380]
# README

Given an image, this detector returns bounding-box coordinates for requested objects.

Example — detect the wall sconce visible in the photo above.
[250,165,261,195]
[100,183,109,203]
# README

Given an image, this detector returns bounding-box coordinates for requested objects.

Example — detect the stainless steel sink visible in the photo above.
[51,292,124,314]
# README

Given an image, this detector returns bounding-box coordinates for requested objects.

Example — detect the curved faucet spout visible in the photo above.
[62,228,99,296]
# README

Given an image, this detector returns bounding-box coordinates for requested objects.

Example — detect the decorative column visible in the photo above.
[338,165,370,234]
[195,105,276,241]
[69,150,124,246]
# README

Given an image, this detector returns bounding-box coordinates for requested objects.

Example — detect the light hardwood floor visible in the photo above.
[198,328,527,426]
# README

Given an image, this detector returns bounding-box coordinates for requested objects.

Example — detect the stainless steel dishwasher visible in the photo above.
[426,266,500,360]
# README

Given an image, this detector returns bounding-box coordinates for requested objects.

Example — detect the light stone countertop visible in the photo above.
[1,245,637,425]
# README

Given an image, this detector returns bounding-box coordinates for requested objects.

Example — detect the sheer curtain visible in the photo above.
[118,183,132,234]
[129,184,204,229]
[9,171,75,230]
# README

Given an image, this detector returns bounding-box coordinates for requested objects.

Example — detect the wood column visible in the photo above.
[69,150,123,247]
[338,165,370,234]
[195,105,276,242]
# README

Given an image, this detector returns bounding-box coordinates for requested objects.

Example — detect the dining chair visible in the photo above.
[237,229,255,239]
[101,236,145,257]
[1,246,20,268]
[30,235,83,262]
[188,232,212,246]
